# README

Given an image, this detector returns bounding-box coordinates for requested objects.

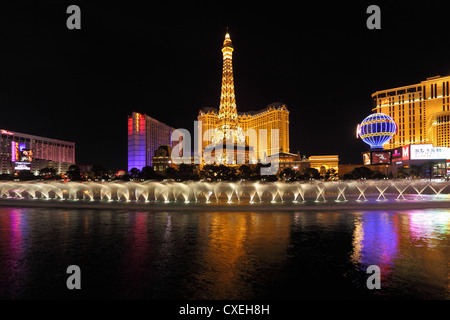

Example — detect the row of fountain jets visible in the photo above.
[0,180,449,203]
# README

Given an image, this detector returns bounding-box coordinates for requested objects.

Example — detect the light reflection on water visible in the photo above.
[0,207,448,299]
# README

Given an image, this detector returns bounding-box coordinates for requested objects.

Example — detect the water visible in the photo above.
[2,180,450,203]
[0,207,449,300]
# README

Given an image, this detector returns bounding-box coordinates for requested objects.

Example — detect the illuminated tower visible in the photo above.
[197,29,290,165]
[215,30,242,143]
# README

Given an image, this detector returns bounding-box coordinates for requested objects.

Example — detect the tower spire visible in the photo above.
[218,29,238,139]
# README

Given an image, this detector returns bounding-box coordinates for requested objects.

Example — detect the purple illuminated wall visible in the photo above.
[127,112,175,172]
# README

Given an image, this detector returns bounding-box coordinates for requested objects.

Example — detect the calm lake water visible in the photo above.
[0,206,449,299]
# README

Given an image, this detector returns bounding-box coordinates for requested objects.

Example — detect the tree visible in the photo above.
[39,167,57,179]
[199,164,216,181]
[164,167,178,180]
[177,164,198,181]
[278,168,296,181]
[409,164,424,178]
[371,171,387,179]
[91,164,107,179]
[17,170,36,181]
[141,166,160,180]
[324,168,338,181]
[422,161,435,180]
[0,174,11,181]
[395,167,409,179]
[252,163,271,180]
[237,164,252,180]
[67,165,82,181]
[302,167,320,180]
[129,167,140,179]
[217,164,233,180]
[350,166,374,179]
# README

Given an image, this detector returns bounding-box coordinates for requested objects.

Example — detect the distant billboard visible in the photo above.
[410,144,450,160]
[371,151,391,165]
[362,152,371,165]
[14,162,31,171]
[11,141,18,162]
[19,149,33,162]
[402,145,410,160]
[391,148,402,160]
[11,142,27,162]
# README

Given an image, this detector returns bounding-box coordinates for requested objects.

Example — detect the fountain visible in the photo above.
[1,179,450,210]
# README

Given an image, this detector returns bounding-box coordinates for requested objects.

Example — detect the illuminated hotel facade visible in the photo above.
[0,129,75,174]
[372,75,450,149]
[197,31,290,163]
[127,112,175,172]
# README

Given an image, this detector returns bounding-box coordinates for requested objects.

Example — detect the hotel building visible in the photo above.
[0,129,75,174]
[308,155,339,175]
[197,31,290,162]
[372,74,450,149]
[127,112,175,172]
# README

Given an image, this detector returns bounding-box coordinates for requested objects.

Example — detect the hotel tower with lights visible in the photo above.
[372,75,450,149]
[198,31,290,163]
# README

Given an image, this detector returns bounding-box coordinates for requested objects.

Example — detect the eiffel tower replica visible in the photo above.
[204,29,254,165]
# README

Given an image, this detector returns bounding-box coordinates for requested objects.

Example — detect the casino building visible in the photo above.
[0,129,75,174]
[128,30,291,171]
[127,112,175,172]
[371,74,450,149]
[366,75,450,178]
[197,31,290,163]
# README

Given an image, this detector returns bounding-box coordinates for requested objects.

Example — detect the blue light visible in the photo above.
[358,113,397,149]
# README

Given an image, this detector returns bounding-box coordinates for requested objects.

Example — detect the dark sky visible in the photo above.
[1,1,449,170]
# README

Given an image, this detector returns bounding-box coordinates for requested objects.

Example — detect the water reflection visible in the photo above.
[0,207,448,299]
[0,208,29,298]
[351,212,400,279]
[187,212,291,299]
[350,210,450,298]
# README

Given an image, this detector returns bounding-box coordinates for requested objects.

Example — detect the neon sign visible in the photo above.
[358,113,397,149]
[392,149,401,159]
[1,129,14,135]
[402,145,410,160]
[356,124,361,138]
[11,141,19,162]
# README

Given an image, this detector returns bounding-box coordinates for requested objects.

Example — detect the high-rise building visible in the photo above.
[197,31,290,163]
[0,129,75,174]
[371,75,450,149]
[127,112,175,172]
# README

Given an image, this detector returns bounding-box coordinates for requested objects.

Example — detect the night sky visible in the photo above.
[1,1,449,171]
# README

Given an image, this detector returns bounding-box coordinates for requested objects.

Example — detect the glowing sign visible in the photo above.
[392,148,401,159]
[14,162,31,171]
[11,141,19,162]
[356,124,361,138]
[116,170,126,176]
[1,129,14,135]
[135,113,140,132]
[363,152,371,165]
[410,144,450,160]
[371,151,391,165]
[402,145,410,160]
[19,149,33,162]
[358,113,397,149]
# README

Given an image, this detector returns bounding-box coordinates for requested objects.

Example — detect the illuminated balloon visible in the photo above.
[357,113,397,149]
